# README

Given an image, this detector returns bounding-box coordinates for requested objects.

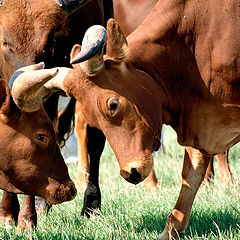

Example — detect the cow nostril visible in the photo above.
[129,168,142,183]
[70,184,77,197]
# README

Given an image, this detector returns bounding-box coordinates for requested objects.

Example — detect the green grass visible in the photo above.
[1,125,240,239]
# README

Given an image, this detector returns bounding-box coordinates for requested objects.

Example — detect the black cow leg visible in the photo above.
[0,191,19,225]
[81,125,105,217]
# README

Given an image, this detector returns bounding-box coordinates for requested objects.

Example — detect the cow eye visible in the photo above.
[36,134,49,144]
[107,97,120,116]
[1,40,11,51]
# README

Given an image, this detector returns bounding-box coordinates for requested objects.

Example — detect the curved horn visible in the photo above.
[43,67,72,98]
[70,25,107,75]
[10,63,58,112]
[55,0,93,16]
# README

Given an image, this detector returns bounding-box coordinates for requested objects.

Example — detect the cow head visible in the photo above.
[0,0,92,81]
[0,63,76,204]
[42,19,163,184]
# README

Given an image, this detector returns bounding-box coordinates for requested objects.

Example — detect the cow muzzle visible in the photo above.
[119,155,153,184]
[45,180,77,205]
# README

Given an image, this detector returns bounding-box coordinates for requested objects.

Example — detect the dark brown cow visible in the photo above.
[38,1,240,237]
[0,0,113,230]
[0,64,76,205]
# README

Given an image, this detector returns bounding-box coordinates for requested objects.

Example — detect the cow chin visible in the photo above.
[44,180,77,205]
[120,154,153,184]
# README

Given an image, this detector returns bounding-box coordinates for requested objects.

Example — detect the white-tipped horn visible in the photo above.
[70,25,107,75]
[43,67,71,95]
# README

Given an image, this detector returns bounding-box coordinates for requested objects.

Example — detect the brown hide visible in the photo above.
[113,0,158,36]
[0,0,66,81]
[53,0,240,181]
[40,0,240,237]
[0,78,76,204]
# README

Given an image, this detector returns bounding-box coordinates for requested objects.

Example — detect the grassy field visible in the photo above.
[1,125,240,239]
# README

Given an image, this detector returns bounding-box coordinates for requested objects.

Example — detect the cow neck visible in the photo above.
[126,0,192,134]
[120,63,164,146]
[125,0,240,154]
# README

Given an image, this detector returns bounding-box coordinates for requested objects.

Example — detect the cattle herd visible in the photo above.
[0,0,239,239]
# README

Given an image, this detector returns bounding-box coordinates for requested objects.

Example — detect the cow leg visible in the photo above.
[75,104,89,191]
[159,147,212,240]
[35,196,51,213]
[0,191,19,225]
[17,195,37,232]
[204,158,214,182]
[216,150,233,184]
[143,168,160,192]
[81,125,106,217]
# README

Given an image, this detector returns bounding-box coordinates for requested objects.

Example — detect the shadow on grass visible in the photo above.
[133,208,240,238]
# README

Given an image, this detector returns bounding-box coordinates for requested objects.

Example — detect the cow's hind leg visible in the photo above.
[0,191,19,225]
[81,125,105,217]
[216,150,233,184]
[159,147,212,240]
[204,151,232,184]
[143,168,160,192]
[17,195,37,232]
[204,157,214,181]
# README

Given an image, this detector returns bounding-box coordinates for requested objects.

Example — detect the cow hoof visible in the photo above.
[35,197,52,214]
[144,182,160,192]
[81,183,101,217]
[17,213,37,232]
[158,231,185,240]
[0,215,14,226]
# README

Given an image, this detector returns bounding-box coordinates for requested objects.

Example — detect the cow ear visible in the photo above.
[70,44,81,69]
[0,80,7,108]
[0,79,19,119]
[106,19,128,61]
[70,44,81,61]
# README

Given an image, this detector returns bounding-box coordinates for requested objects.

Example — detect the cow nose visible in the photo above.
[70,184,77,198]
[128,168,142,184]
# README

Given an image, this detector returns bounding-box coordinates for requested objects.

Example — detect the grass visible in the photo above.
[1,125,240,239]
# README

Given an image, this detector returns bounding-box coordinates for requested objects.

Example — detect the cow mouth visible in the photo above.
[121,168,143,184]
[119,155,153,184]
[45,180,77,205]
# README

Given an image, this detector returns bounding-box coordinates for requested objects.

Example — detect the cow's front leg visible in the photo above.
[81,126,105,217]
[159,147,212,240]
[0,191,19,225]
[17,195,37,232]
[75,104,89,191]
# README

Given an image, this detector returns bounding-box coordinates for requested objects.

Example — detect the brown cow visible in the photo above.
[75,0,233,195]
[113,0,233,185]
[75,0,161,193]
[0,0,113,229]
[39,1,240,237]
[0,63,76,206]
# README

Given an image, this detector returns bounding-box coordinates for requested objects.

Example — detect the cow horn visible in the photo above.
[55,0,93,16]
[70,25,107,75]
[10,63,58,112]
